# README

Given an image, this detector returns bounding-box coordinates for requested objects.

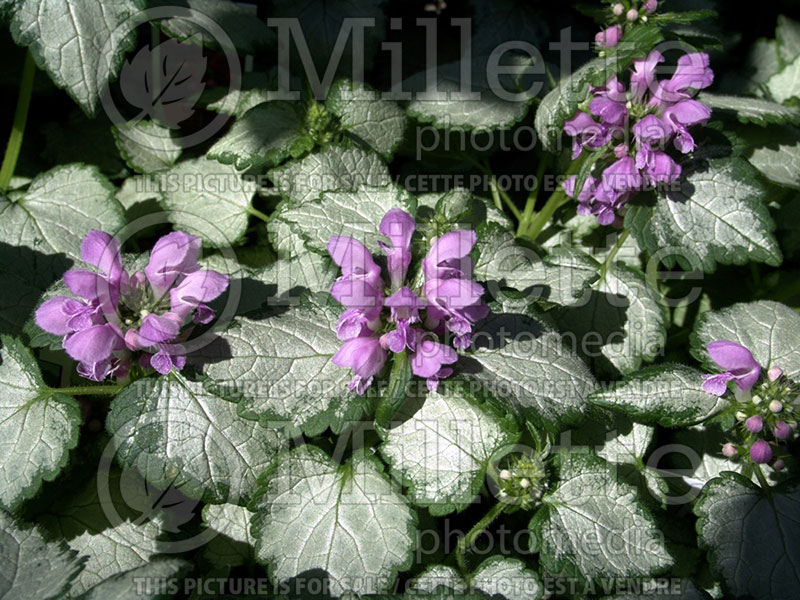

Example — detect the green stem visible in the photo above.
[601,229,630,278]
[0,50,36,193]
[246,206,270,224]
[517,157,549,237]
[491,177,521,221]
[50,384,124,396]
[522,156,585,242]
[455,501,508,578]
[752,463,772,495]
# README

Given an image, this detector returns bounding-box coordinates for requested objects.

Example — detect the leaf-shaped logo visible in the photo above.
[120,36,208,128]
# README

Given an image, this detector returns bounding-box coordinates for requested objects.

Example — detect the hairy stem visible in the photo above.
[0,51,36,193]
[49,384,124,396]
[456,501,508,578]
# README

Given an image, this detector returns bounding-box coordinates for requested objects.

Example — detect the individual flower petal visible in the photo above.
[169,270,229,319]
[384,286,425,323]
[564,111,610,159]
[35,297,87,336]
[706,340,761,391]
[193,303,215,324]
[601,157,642,191]
[659,52,714,102]
[380,320,417,353]
[379,209,416,255]
[702,372,735,396]
[637,149,682,184]
[332,336,387,394]
[631,50,664,102]
[145,231,202,295]
[336,306,382,340]
[589,95,627,127]
[138,312,181,345]
[330,277,383,310]
[411,337,458,378]
[328,236,382,289]
[63,324,120,364]
[149,348,186,375]
[422,230,477,280]
[81,230,124,283]
[633,114,672,147]
[426,367,454,392]
[595,25,623,48]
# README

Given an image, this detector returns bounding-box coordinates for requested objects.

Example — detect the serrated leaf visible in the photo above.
[404,59,533,131]
[691,300,800,378]
[154,0,272,55]
[473,224,598,306]
[202,503,255,568]
[269,145,391,207]
[555,263,667,377]
[589,364,726,427]
[529,451,672,583]
[767,54,800,103]
[465,312,597,432]
[78,559,190,600]
[112,120,182,174]
[207,101,315,170]
[535,27,664,151]
[0,509,83,600]
[107,372,287,504]
[198,300,365,436]
[408,557,543,600]
[9,0,143,115]
[326,79,407,159]
[158,158,258,247]
[271,184,415,254]
[776,15,800,64]
[249,446,417,596]
[699,93,800,126]
[740,124,800,189]
[0,164,124,263]
[37,470,167,598]
[380,385,518,515]
[694,472,800,600]
[625,156,781,273]
[0,336,81,511]
[471,556,543,600]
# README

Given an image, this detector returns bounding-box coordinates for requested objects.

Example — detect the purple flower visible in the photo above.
[602,156,642,192]
[745,415,764,433]
[35,229,228,381]
[663,99,712,154]
[595,25,623,49]
[701,340,761,396]
[564,111,610,159]
[774,421,792,440]
[657,53,714,104]
[636,148,681,185]
[379,209,416,289]
[332,335,387,395]
[327,210,488,395]
[630,50,664,103]
[411,336,458,392]
[721,443,737,458]
[749,440,772,464]
[643,0,657,13]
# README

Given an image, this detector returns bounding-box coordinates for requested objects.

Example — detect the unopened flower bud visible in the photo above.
[595,25,623,48]
[745,415,764,433]
[769,400,783,413]
[774,421,792,440]
[627,8,639,21]
[722,443,737,458]
[773,459,786,471]
[614,144,629,159]
[752,394,762,405]
[613,3,624,16]
[735,411,747,421]
[768,366,783,381]
[499,469,511,480]
[642,0,658,14]
[520,478,530,489]
[750,440,772,464]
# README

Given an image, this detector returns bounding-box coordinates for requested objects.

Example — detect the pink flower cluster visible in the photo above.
[35,230,228,381]
[704,340,797,469]
[563,50,714,225]
[329,210,488,394]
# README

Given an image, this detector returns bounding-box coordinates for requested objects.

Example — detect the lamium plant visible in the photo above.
[0,1,799,599]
